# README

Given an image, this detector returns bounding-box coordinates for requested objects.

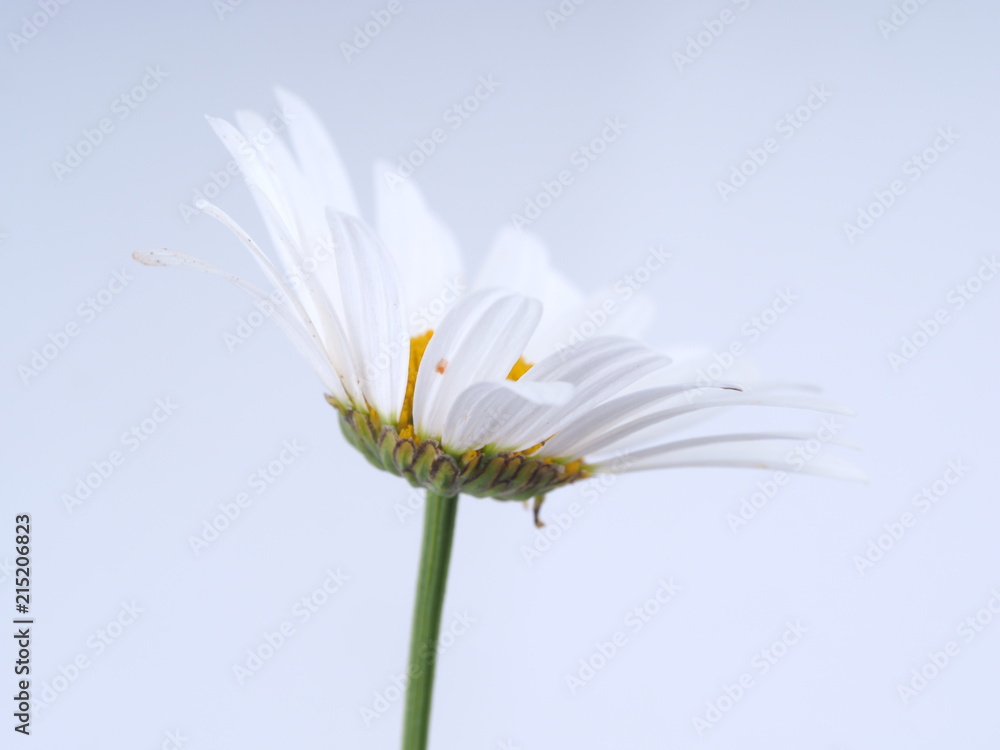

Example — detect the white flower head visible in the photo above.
[136,91,863,507]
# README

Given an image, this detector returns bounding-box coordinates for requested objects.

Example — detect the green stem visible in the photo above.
[402,490,459,750]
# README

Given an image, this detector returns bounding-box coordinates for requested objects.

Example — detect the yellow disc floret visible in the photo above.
[398,330,435,438]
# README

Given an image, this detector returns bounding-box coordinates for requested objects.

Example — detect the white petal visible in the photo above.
[594,435,867,482]
[208,114,346,329]
[638,346,762,389]
[233,108,328,254]
[230,109,348,327]
[569,394,856,458]
[474,227,586,361]
[196,197,361,405]
[374,161,465,334]
[327,210,409,421]
[133,249,345,400]
[273,87,360,217]
[488,337,641,447]
[538,383,742,458]
[502,339,671,450]
[193,198,305,320]
[413,290,542,439]
[205,116,298,264]
[442,380,574,452]
[518,336,643,384]
[526,286,656,361]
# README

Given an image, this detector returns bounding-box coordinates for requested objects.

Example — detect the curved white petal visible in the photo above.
[374,161,465,335]
[518,336,640,384]
[200,194,361,405]
[413,290,542,439]
[327,210,409,421]
[570,394,856,459]
[539,383,743,458]
[594,435,867,482]
[233,108,329,258]
[527,285,656,360]
[474,227,586,360]
[501,338,671,450]
[193,198,309,324]
[636,346,762,390]
[442,380,574,453]
[133,249,346,400]
[205,116,299,265]
[224,108,347,327]
[491,337,643,446]
[274,87,360,217]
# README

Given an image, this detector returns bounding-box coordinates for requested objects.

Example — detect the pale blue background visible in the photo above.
[3,1,999,748]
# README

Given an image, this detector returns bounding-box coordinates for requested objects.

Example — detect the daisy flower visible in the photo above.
[137,89,861,505]
[135,90,861,750]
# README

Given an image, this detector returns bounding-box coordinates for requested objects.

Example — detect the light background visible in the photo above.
[3,0,999,747]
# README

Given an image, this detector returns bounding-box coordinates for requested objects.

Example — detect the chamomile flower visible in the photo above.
[135,91,862,508]
[137,89,864,750]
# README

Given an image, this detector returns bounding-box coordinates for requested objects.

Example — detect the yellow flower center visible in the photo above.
[331,335,590,515]
[397,332,534,439]
[507,357,533,381]
[398,331,434,437]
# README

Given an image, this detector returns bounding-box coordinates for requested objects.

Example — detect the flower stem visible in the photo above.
[402,490,459,750]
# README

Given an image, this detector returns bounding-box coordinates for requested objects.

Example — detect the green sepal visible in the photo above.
[393,438,417,475]
[411,441,441,486]
[332,405,592,514]
[378,426,400,471]
[460,456,508,495]
[500,458,545,498]
[428,455,460,497]
[339,411,381,469]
